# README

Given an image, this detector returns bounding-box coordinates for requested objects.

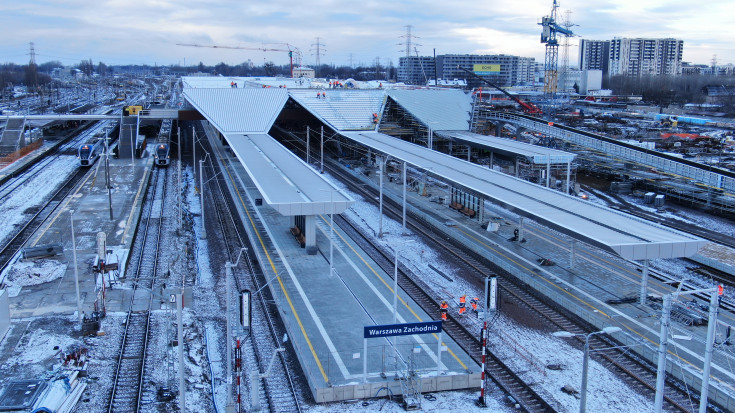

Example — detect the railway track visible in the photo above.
[333,211,555,412]
[327,161,701,412]
[0,121,107,201]
[586,187,735,311]
[0,166,88,273]
[0,120,113,273]
[199,126,303,413]
[107,164,167,413]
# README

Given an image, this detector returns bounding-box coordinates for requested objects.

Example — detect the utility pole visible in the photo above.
[311,37,326,77]
[69,210,82,326]
[176,291,185,412]
[199,157,206,239]
[104,130,113,220]
[398,25,420,58]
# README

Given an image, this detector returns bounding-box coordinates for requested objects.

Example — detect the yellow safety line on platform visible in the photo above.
[223,162,329,383]
[122,166,150,245]
[88,157,103,188]
[321,215,467,370]
[30,167,96,247]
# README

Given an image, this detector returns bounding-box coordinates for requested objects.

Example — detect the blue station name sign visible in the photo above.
[364,321,443,339]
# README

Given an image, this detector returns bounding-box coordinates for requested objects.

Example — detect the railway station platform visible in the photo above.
[4,151,153,319]
[335,158,735,411]
[209,136,482,403]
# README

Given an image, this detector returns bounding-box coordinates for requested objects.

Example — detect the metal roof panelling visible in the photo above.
[340,131,706,260]
[387,89,471,131]
[183,88,288,133]
[288,89,386,131]
[436,130,576,164]
[225,133,354,216]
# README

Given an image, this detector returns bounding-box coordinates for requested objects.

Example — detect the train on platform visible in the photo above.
[78,122,119,167]
[153,119,172,166]
[78,138,105,166]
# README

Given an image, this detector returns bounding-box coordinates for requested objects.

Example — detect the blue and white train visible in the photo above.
[153,119,173,166]
[78,138,105,166]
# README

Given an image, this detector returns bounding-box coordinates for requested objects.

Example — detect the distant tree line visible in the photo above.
[164,61,397,81]
[605,74,735,107]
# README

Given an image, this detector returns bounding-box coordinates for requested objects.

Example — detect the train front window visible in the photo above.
[80,146,91,158]
[156,145,167,158]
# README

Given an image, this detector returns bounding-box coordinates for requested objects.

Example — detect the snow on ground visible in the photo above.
[0,155,79,246]
[5,155,718,412]
[322,172,665,413]
[6,324,79,368]
[3,259,67,295]
[74,312,126,413]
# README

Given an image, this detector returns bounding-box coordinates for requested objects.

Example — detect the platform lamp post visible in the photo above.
[389,239,415,324]
[320,126,324,174]
[388,239,414,378]
[306,126,310,165]
[378,156,384,238]
[69,209,83,326]
[177,126,182,232]
[104,129,113,220]
[552,326,622,413]
[401,161,407,232]
[320,189,339,277]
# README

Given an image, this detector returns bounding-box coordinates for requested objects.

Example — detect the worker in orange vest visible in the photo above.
[440,301,448,321]
[470,297,479,315]
[459,295,466,316]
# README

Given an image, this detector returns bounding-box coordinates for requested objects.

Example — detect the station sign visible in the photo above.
[364,321,442,339]
[473,64,501,75]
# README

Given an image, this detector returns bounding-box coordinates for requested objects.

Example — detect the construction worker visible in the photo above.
[440,301,448,321]
[459,295,466,316]
[470,297,479,315]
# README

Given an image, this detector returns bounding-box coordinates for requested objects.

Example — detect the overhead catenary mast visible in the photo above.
[398,25,420,58]
[310,37,326,77]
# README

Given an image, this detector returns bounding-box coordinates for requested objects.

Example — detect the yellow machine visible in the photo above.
[123,105,143,116]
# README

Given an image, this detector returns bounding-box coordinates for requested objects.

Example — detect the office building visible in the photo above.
[398,54,535,88]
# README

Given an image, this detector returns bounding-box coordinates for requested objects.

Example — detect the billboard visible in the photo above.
[473,64,501,75]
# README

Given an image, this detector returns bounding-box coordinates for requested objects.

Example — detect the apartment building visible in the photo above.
[579,38,683,77]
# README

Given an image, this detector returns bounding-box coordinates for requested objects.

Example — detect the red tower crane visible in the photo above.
[176,43,302,78]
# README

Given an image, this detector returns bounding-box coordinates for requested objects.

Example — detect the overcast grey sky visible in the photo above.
[1,0,732,68]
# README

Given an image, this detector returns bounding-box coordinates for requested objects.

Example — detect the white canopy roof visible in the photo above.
[289,89,386,131]
[340,131,706,260]
[387,89,471,131]
[225,134,354,215]
[183,88,288,133]
[182,85,353,216]
[436,130,576,165]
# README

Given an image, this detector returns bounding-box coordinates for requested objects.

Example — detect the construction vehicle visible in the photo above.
[177,43,302,78]
[457,66,543,115]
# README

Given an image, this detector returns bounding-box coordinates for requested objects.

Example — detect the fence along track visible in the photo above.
[200,127,302,413]
[108,164,168,413]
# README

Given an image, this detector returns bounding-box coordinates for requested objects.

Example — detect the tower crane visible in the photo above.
[539,0,574,95]
[176,43,303,78]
